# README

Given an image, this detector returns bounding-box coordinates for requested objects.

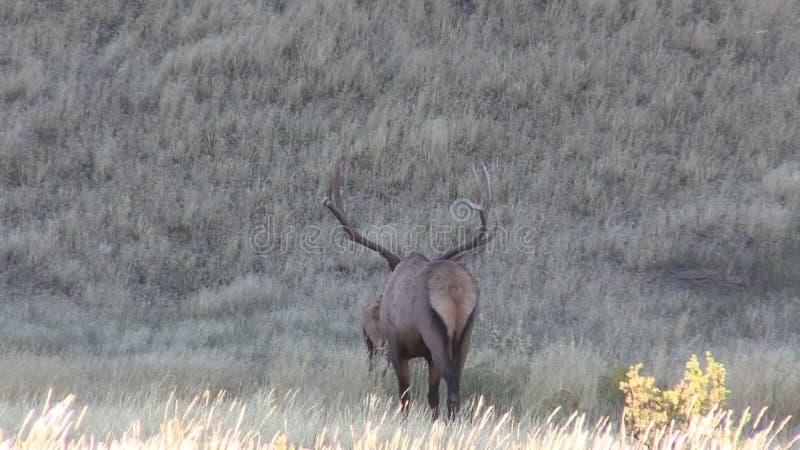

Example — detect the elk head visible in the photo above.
[323,155,492,419]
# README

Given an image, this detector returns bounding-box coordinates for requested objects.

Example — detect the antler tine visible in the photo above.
[482,162,492,210]
[478,162,491,231]
[324,153,345,213]
[436,163,493,261]
[323,156,402,271]
[469,162,491,230]
[471,166,483,206]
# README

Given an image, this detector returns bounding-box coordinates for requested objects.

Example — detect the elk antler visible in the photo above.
[323,155,402,271]
[436,163,493,261]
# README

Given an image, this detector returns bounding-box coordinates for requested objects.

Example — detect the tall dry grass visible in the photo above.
[1,0,799,438]
[1,392,798,450]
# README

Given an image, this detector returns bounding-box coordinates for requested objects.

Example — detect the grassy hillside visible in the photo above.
[1,0,799,441]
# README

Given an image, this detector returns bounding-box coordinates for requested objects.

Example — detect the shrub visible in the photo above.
[596,365,629,409]
[619,351,730,438]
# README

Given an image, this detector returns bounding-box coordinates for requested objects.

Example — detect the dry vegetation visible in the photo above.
[1,0,799,446]
[1,392,798,449]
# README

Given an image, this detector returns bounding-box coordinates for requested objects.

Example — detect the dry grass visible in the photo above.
[1,0,800,443]
[1,392,798,450]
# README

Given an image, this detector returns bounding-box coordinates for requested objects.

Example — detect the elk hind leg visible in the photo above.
[364,328,376,374]
[443,362,461,419]
[421,325,461,418]
[453,308,477,375]
[446,309,477,418]
[424,354,441,420]
[388,343,411,412]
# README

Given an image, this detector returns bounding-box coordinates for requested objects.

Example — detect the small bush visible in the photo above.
[596,365,629,409]
[620,351,730,438]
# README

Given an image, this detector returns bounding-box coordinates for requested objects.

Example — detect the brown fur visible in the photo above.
[362,298,384,350]
[362,297,389,377]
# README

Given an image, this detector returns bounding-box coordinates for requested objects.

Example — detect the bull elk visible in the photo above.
[323,156,492,419]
